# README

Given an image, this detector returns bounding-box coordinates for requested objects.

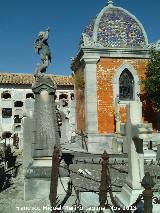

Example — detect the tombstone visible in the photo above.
[122,101,142,154]
[32,76,60,157]
[115,102,145,207]
[24,76,60,200]
[23,117,33,170]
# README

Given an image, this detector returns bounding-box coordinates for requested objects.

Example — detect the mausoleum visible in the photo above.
[71,0,159,152]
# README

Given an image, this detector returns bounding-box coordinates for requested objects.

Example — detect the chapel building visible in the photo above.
[71,1,158,153]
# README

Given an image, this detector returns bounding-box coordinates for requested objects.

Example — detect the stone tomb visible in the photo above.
[24,76,60,200]
[115,102,144,207]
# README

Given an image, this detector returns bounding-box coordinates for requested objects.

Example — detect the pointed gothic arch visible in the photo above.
[113,63,140,102]
[119,69,134,100]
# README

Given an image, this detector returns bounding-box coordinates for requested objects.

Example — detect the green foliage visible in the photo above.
[75,72,85,89]
[143,49,160,110]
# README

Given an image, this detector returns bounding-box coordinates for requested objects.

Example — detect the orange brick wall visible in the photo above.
[97,58,149,134]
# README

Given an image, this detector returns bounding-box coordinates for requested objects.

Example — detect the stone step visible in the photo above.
[137,127,153,134]
[137,123,152,128]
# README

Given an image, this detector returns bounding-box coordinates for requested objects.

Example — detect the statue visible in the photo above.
[34,27,51,77]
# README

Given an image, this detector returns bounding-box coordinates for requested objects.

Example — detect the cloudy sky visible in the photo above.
[0,0,159,76]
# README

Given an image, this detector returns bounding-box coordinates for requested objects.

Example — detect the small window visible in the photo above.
[14,115,21,123]
[26,93,34,99]
[2,108,12,118]
[14,101,23,107]
[119,69,134,100]
[1,91,11,99]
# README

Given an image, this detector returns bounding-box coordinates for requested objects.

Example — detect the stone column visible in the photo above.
[24,76,61,201]
[32,76,60,157]
[83,56,100,152]
[83,57,99,133]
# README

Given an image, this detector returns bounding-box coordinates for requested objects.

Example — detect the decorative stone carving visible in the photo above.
[32,76,60,157]
[80,33,104,48]
[147,40,160,50]
[34,28,51,77]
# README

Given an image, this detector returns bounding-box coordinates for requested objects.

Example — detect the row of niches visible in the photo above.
[1,91,35,100]
[54,93,74,100]
[1,101,24,108]
[1,91,74,100]
[1,107,23,120]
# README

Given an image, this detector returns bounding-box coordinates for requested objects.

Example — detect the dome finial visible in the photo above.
[108,0,113,6]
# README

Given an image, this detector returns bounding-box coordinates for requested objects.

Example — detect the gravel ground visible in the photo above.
[0,154,52,213]
[0,153,77,213]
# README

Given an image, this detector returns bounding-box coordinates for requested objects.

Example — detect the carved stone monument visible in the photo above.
[115,102,144,207]
[24,28,60,200]
[32,77,59,157]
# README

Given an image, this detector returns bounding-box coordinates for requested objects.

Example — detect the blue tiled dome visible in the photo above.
[82,4,148,48]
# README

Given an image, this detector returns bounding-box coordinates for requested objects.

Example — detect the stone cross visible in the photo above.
[108,0,113,6]
[116,101,145,207]
[126,102,144,189]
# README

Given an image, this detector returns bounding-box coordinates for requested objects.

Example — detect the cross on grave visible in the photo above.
[116,101,145,207]
[108,0,113,6]
[125,102,144,189]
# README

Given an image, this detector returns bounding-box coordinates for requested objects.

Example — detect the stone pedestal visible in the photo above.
[24,76,60,200]
[115,184,143,208]
[87,133,114,154]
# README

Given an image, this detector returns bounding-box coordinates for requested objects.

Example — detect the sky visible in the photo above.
[0,0,159,76]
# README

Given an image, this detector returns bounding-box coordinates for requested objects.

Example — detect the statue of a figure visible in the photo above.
[34,27,51,77]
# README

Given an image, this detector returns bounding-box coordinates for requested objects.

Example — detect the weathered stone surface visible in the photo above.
[32,76,60,157]
[23,117,33,170]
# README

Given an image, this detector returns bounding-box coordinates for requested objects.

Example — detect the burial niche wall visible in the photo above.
[1,91,11,99]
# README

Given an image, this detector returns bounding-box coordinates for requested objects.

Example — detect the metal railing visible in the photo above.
[49,147,160,213]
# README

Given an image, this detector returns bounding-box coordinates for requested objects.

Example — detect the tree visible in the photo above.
[143,49,160,111]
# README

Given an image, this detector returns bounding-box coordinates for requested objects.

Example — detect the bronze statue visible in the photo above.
[34,27,51,77]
